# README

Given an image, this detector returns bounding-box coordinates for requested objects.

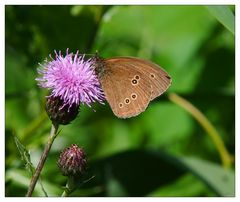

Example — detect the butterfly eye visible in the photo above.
[124,98,130,104]
[119,103,123,108]
[131,93,137,100]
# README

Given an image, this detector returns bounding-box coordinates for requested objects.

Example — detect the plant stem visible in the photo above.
[26,124,59,197]
[61,175,95,197]
[168,93,232,169]
[61,176,76,197]
[61,190,69,197]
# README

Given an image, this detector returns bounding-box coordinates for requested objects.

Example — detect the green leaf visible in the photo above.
[6,169,60,196]
[206,6,235,34]
[70,5,84,16]
[87,150,234,196]
[13,135,35,174]
[106,176,128,196]
[148,174,213,196]
[179,157,235,196]
[13,135,48,196]
[87,149,186,196]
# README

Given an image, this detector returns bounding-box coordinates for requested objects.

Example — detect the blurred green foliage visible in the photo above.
[5,5,235,196]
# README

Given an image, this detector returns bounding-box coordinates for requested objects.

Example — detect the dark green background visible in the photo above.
[5,5,235,196]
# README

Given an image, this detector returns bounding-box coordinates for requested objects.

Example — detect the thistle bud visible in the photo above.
[45,96,79,125]
[58,144,87,177]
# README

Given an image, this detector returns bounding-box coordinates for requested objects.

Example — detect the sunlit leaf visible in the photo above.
[148,174,213,196]
[6,169,60,196]
[179,157,235,196]
[206,6,235,34]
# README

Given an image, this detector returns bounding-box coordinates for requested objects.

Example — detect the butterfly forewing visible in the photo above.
[99,60,152,118]
[106,57,172,101]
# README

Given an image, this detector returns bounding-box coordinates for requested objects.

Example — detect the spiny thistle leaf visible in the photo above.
[13,135,48,196]
[13,135,35,174]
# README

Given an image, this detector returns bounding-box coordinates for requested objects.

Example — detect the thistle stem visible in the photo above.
[61,190,69,197]
[26,124,59,197]
[61,176,76,197]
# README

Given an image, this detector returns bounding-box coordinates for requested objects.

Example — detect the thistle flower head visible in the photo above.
[36,49,105,107]
[58,144,87,177]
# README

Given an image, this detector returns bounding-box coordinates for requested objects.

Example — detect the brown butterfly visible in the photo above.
[94,56,172,118]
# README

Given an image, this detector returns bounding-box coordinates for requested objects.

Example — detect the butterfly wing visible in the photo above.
[106,57,172,101]
[99,60,152,118]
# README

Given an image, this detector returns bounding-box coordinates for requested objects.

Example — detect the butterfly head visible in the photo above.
[92,55,106,79]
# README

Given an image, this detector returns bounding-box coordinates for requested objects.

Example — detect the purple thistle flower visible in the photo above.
[36,49,105,107]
